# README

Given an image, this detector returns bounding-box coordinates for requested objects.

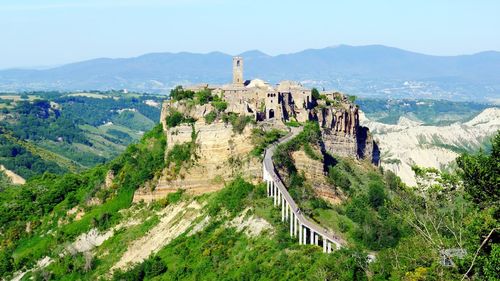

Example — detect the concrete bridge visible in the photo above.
[262,127,346,253]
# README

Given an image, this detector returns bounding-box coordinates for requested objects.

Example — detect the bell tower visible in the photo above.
[232,56,243,85]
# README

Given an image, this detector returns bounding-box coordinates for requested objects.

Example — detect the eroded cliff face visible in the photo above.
[291,149,342,204]
[134,102,260,202]
[316,100,380,165]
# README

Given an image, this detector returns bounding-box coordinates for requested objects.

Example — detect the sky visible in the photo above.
[1,0,499,69]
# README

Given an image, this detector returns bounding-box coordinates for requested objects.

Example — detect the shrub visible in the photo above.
[165,110,195,128]
[222,113,252,133]
[328,166,351,191]
[170,86,194,101]
[166,143,193,175]
[195,89,212,105]
[368,181,386,209]
[311,88,320,100]
[204,111,217,124]
[113,255,166,281]
[212,100,228,112]
[303,142,322,161]
[165,111,184,128]
[166,189,184,205]
[285,120,301,127]
[208,177,254,216]
[250,128,285,157]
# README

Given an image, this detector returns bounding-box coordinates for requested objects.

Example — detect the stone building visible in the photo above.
[191,57,314,123]
[164,56,379,164]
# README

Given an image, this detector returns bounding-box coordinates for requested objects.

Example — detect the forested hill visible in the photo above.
[0,91,163,180]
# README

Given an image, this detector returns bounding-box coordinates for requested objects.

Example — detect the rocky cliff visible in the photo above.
[137,92,380,202]
[316,97,380,164]
[134,101,260,202]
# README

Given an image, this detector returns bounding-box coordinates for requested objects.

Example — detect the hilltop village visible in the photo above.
[136,57,379,201]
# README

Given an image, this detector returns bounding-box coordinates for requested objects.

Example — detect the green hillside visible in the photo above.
[0,121,498,280]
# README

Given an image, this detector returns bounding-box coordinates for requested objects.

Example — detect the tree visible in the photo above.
[311,88,320,100]
[195,89,212,105]
[456,132,499,207]
[368,181,386,209]
[165,111,184,128]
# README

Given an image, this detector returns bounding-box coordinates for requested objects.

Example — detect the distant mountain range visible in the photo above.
[1,45,499,101]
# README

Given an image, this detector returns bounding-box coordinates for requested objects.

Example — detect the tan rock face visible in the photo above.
[317,104,379,164]
[104,170,114,189]
[134,120,260,202]
[144,91,379,202]
[291,149,341,204]
[0,164,25,185]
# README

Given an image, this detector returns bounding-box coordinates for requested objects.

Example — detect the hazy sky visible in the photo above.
[1,0,499,69]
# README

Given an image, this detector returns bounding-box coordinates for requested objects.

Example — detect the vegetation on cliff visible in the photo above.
[112,178,369,281]
[164,124,199,177]
[250,128,286,157]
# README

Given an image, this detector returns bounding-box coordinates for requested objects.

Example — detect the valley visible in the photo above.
[0,91,163,181]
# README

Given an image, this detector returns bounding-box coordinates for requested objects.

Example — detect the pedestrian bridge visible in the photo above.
[262,127,346,253]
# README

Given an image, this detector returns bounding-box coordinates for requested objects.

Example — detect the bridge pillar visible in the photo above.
[289,212,293,236]
[276,188,279,206]
[310,229,314,245]
[273,182,277,206]
[285,202,288,220]
[298,224,302,244]
[327,242,332,253]
[303,227,308,245]
[281,196,285,222]
[323,237,327,253]
[293,215,299,237]
[278,190,281,206]
[315,233,319,245]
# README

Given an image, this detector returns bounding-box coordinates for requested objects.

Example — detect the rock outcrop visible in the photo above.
[134,117,260,202]
[138,88,379,202]
[317,100,379,164]
[291,150,342,204]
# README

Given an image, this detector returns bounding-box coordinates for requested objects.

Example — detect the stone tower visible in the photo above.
[232,56,243,85]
